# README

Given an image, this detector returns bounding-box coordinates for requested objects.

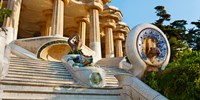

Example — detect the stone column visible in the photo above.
[100,6,123,58]
[3,0,22,44]
[51,0,68,36]
[87,2,103,62]
[43,10,52,36]
[114,32,124,57]
[114,22,130,57]
[75,17,88,45]
[103,24,115,58]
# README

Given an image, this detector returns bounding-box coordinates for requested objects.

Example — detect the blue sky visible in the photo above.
[109,0,200,29]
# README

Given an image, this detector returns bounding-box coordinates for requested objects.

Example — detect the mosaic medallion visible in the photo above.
[137,28,168,66]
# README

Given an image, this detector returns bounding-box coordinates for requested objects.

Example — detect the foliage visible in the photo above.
[153,6,189,61]
[154,6,171,25]
[0,1,12,33]
[144,50,200,100]
[68,49,83,55]
[184,20,200,50]
[145,5,200,99]
[0,8,11,26]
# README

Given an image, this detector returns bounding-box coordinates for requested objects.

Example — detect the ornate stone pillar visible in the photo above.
[43,9,52,36]
[114,31,125,57]
[51,0,68,36]
[86,2,103,62]
[75,17,88,45]
[102,24,115,58]
[114,22,130,57]
[100,5,122,58]
[3,0,22,44]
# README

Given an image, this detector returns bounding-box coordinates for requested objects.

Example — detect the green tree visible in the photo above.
[153,6,188,61]
[154,6,171,25]
[0,0,12,32]
[185,19,200,50]
[144,50,200,100]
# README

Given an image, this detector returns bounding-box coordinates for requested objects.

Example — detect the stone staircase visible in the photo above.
[0,57,123,100]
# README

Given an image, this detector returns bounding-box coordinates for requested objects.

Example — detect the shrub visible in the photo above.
[144,50,200,100]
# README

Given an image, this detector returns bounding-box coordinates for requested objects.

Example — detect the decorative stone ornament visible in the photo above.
[125,23,170,78]
[89,72,103,86]
[62,34,106,87]
[62,54,106,87]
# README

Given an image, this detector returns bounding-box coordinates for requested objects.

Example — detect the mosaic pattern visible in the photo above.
[137,28,168,64]
[89,72,102,86]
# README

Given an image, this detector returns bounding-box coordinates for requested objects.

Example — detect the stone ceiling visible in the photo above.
[18,0,89,38]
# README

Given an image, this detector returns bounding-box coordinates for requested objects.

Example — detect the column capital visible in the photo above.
[86,2,103,12]
[51,0,69,5]
[100,5,123,29]
[114,32,125,41]
[102,0,112,4]
[101,5,122,22]
[116,22,130,34]
[101,21,116,29]
[74,17,89,24]
[113,22,130,41]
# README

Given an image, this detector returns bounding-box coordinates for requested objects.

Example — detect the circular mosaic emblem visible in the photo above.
[137,28,168,66]
[89,72,102,86]
[126,24,170,70]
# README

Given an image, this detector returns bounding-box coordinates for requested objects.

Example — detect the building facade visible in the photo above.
[2,0,130,62]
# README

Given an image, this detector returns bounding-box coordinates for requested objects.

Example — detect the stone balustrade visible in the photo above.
[115,74,168,100]
[62,54,106,87]
[0,31,11,80]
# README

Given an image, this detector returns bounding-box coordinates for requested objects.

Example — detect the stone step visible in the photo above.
[9,62,64,68]
[105,84,118,87]
[0,81,80,87]
[9,64,67,70]
[8,69,70,75]
[102,67,128,73]
[0,84,121,94]
[10,57,56,63]
[1,92,121,100]
[4,75,118,87]
[10,59,62,63]
[10,59,62,65]
[5,74,73,81]
[0,84,121,100]
[7,72,71,79]
[1,77,76,85]
[9,67,69,73]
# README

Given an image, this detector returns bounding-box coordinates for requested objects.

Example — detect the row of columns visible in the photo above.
[103,22,129,58]
[3,0,129,61]
[100,6,130,58]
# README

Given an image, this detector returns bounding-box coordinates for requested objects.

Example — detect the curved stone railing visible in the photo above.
[9,36,95,61]
[125,24,171,78]
[8,36,66,59]
[115,74,168,100]
[119,57,132,71]
[62,54,106,87]
[0,31,11,80]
